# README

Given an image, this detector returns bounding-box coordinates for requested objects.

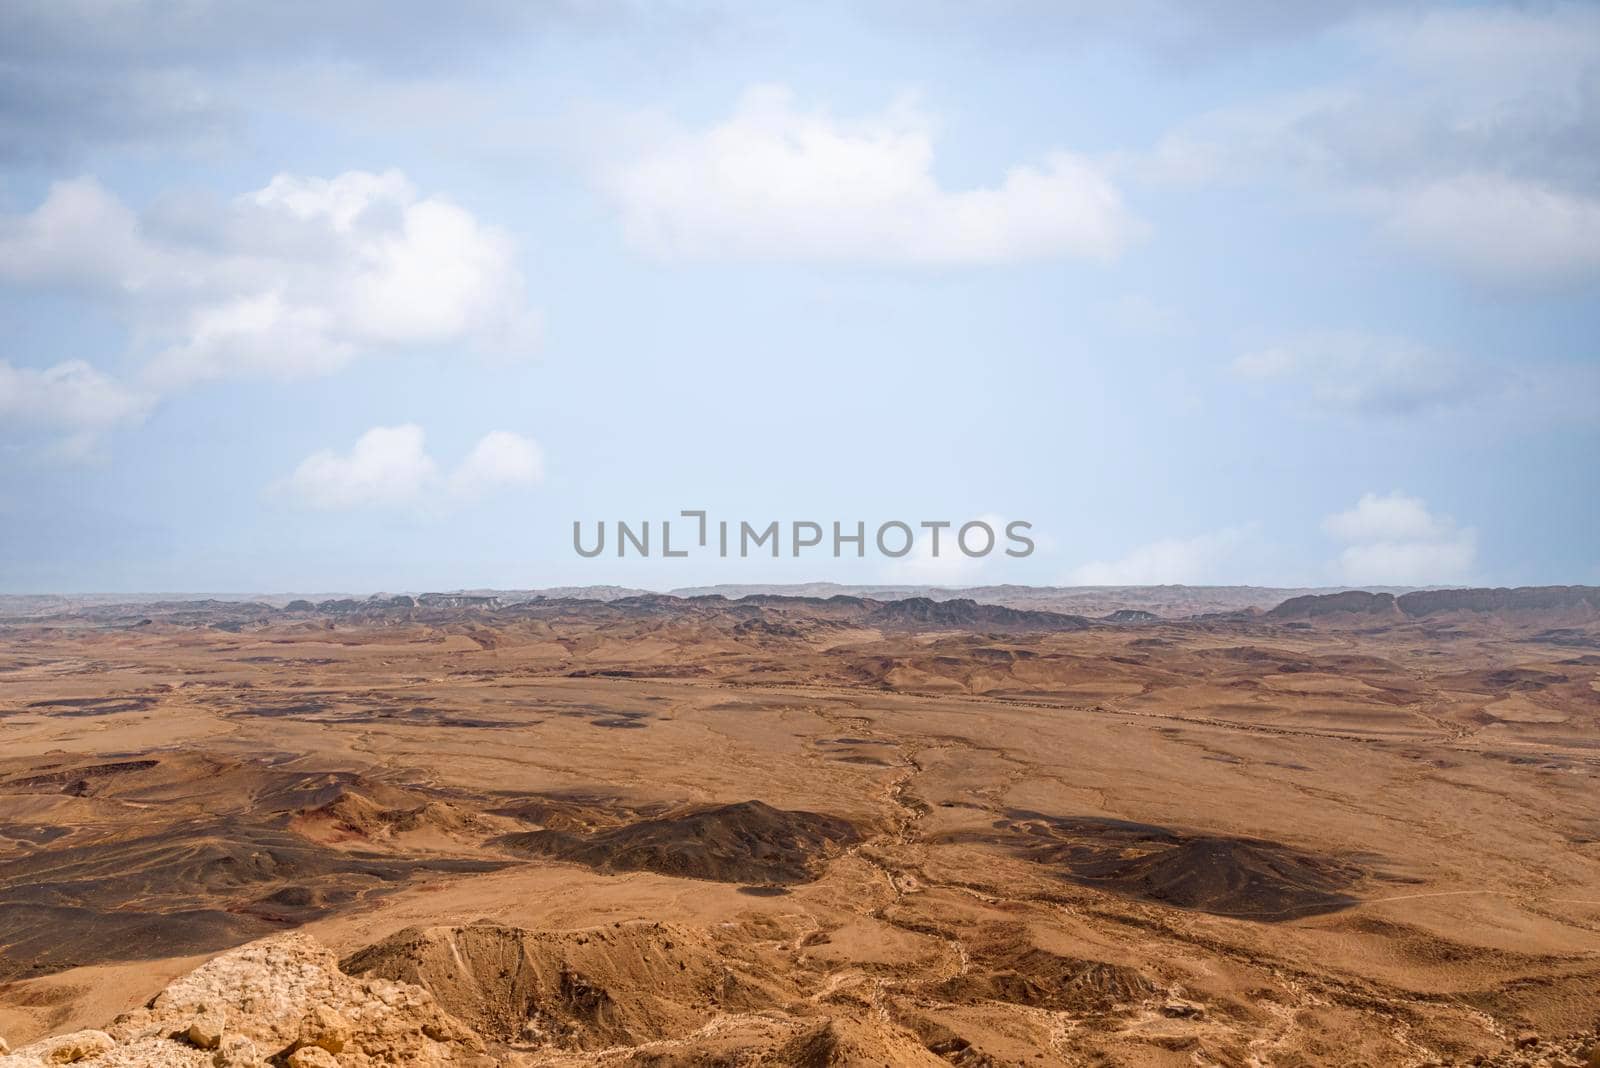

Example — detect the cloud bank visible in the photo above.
[1144,3,1600,286]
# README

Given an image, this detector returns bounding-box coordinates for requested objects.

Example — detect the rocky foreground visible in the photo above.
[2,928,1598,1068]
[0,926,941,1067]
[0,934,486,1068]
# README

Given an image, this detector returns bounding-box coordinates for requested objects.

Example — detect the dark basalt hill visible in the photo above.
[864,597,1091,631]
[1268,585,1599,622]
[1267,589,1404,619]
[0,819,503,979]
[1396,585,1598,617]
[0,903,279,981]
[1000,813,1364,920]
[0,752,509,979]
[1102,609,1160,624]
[518,593,1094,633]
[495,800,861,885]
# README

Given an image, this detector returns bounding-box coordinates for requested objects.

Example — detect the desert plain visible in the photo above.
[0,586,1597,1066]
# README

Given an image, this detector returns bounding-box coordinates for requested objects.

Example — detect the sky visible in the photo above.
[0,0,1596,594]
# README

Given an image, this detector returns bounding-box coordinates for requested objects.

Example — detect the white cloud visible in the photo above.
[247,172,534,351]
[1334,539,1477,587]
[604,85,1140,265]
[248,169,416,231]
[280,425,543,510]
[450,430,545,498]
[1323,491,1476,585]
[1066,525,1256,585]
[153,291,356,383]
[283,424,439,510]
[0,359,153,429]
[0,177,149,289]
[0,170,541,389]
[1381,175,1600,284]
[0,358,156,458]
[1323,490,1452,544]
[1231,331,1481,417]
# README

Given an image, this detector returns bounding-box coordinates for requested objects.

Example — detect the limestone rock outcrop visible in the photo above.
[0,934,487,1068]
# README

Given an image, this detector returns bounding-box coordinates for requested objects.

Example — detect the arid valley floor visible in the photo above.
[1,587,1598,1066]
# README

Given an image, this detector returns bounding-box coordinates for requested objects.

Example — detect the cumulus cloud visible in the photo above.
[0,177,150,289]
[283,425,438,510]
[0,170,541,388]
[1323,491,1476,585]
[1066,525,1257,585]
[604,86,1140,265]
[280,425,543,510]
[450,430,546,498]
[1324,491,1452,543]
[0,358,156,459]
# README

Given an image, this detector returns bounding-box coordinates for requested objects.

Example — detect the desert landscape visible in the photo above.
[0,586,1597,1066]
[5,0,1595,1062]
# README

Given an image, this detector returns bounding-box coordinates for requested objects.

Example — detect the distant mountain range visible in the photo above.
[2,582,1416,621]
[2,585,1596,633]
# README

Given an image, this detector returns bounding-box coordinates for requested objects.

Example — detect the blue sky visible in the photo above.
[1,1,1596,593]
